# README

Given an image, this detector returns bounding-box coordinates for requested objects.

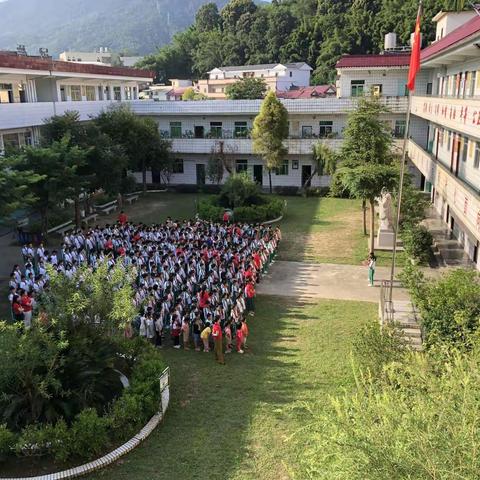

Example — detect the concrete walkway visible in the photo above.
[257,261,410,303]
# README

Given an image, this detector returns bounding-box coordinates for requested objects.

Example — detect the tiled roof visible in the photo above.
[336,53,410,68]
[0,52,154,79]
[210,62,311,72]
[277,85,336,99]
[421,14,480,61]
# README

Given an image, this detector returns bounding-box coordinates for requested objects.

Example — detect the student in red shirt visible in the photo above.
[118,211,128,225]
[11,295,24,323]
[212,318,225,364]
[245,281,255,316]
[20,291,33,329]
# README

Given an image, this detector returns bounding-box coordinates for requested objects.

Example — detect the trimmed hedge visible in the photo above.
[198,196,284,223]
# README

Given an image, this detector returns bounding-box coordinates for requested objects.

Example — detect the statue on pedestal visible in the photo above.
[376,187,395,249]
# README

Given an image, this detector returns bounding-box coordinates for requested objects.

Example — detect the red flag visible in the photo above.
[407,3,423,91]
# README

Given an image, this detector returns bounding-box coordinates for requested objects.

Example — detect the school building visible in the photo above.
[405,9,480,267]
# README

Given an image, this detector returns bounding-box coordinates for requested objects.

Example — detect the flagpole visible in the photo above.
[387,0,422,304]
[388,90,412,303]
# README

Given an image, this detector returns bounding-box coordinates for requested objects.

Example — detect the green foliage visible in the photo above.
[219,172,261,208]
[198,199,224,221]
[181,87,207,101]
[95,105,170,190]
[252,92,289,192]
[398,181,431,229]
[404,268,480,348]
[401,224,433,264]
[0,424,16,458]
[0,154,42,219]
[206,156,225,184]
[225,77,267,100]
[70,408,111,459]
[302,349,480,480]
[352,320,407,381]
[233,198,284,223]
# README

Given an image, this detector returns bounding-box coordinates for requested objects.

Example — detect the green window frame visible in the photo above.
[170,121,182,138]
[275,159,289,175]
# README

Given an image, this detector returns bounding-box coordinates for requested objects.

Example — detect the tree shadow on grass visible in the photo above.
[90,297,306,480]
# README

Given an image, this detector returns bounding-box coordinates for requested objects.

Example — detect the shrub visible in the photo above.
[306,186,330,197]
[218,172,261,208]
[70,408,111,459]
[353,321,407,381]
[401,224,433,264]
[0,424,15,459]
[294,349,480,480]
[198,198,224,221]
[233,198,284,223]
[110,393,145,440]
[14,421,70,460]
[273,186,299,196]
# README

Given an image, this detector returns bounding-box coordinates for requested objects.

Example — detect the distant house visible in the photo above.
[59,48,112,65]
[277,85,336,99]
[195,62,312,99]
[140,79,192,101]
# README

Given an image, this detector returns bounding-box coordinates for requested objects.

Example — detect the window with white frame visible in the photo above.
[301,126,313,138]
[85,86,96,101]
[124,86,132,100]
[234,121,248,138]
[70,85,82,101]
[60,86,67,102]
[275,159,289,175]
[113,86,121,101]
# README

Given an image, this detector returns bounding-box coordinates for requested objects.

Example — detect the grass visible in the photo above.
[278,196,405,267]
[107,193,402,267]
[89,296,377,480]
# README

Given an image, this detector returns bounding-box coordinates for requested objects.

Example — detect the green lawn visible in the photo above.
[278,196,404,267]
[90,296,377,480]
[112,193,401,267]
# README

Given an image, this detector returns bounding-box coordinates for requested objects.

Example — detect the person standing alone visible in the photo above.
[367,252,376,287]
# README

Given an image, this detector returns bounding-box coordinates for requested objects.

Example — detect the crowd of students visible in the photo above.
[8,215,281,363]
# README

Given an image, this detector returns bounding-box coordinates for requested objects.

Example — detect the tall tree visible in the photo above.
[225,77,267,99]
[334,96,398,253]
[195,2,222,32]
[95,106,170,192]
[19,136,90,234]
[252,91,289,193]
[0,156,42,219]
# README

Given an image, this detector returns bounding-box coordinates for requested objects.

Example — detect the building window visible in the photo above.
[234,121,248,138]
[23,131,33,146]
[319,121,333,138]
[172,158,184,174]
[236,159,248,173]
[447,130,452,150]
[351,80,365,97]
[170,121,182,138]
[426,82,433,95]
[210,122,222,138]
[461,136,468,162]
[70,85,82,101]
[124,86,132,100]
[469,71,476,98]
[438,128,444,148]
[289,71,293,77]
[394,120,406,138]
[301,126,313,138]
[113,86,121,101]
[60,86,67,102]
[372,84,382,96]
[2,133,20,151]
[133,87,138,100]
[104,86,111,101]
[275,159,289,175]
[85,85,96,101]
[474,142,480,169]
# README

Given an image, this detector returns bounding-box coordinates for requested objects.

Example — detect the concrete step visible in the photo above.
[402,327,422,338]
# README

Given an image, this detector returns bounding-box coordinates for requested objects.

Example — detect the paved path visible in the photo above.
[257,261,410,303]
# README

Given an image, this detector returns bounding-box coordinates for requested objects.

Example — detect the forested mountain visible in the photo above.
[0,0,227,56]
[139,0,465,84]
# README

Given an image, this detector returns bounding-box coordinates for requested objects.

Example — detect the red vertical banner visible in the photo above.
[407,3,423,91]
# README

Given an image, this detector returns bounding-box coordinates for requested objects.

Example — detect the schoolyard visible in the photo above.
[81,192,383,479]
